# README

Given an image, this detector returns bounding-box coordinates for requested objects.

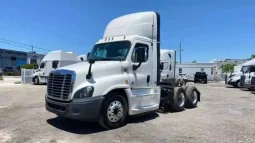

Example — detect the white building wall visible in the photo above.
[176,63,215,81]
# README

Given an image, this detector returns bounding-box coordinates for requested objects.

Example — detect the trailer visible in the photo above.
[45,11,201,129]
[32,50,77,85]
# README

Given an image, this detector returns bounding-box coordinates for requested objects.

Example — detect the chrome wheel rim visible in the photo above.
[107,101,123,123]
[177,92,185,107]
[191,91,197,104]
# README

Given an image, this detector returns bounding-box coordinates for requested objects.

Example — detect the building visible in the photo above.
[210,58,250,74]
[0,48,45,71]
[176,63,216,81]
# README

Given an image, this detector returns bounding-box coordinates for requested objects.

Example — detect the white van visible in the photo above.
[32,50,77,84]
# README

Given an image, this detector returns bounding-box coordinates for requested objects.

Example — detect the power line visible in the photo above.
[0,37,51,51]
[0,40,31,50]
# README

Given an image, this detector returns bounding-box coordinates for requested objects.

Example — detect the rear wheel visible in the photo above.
[33,76,39,85]
[98,93,128,129]
[233,80,240,88]
[170,87,186,112]
[185,86,198,108]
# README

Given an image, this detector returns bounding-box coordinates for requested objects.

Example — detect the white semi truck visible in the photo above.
[33,50,77,85]
[239,58,255,90]
[226,60,255,88]
[45,12,201,129]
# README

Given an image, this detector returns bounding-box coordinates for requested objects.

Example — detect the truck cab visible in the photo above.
[33,51,77,85]
[45,11,200,129]
[239,59,255,90]
[160,49,176,84]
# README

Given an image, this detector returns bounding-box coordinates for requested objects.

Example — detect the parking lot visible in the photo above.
[0,82,255,143]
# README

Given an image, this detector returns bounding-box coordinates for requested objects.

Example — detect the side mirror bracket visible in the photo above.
[86,59,95,79]
[132,62,142,70]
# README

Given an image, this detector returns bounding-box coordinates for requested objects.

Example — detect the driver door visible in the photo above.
[128,40,160,115]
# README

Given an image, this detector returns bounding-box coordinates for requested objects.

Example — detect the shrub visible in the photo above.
[21,64,37,69]
[3,72,21,76]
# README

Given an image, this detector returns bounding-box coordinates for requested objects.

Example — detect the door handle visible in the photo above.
[147,75,150,83]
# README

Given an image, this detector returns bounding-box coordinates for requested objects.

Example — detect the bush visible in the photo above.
[21,64,37,69]
[3,72,21,76]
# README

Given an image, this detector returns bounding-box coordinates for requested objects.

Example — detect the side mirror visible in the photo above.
[88,59,95,64]
[136,48,146,63]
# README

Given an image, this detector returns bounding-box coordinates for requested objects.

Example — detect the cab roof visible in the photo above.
[103,12,159,41]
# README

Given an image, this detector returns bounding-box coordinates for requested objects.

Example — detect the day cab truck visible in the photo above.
[45,11,201,129]
[239,58,255,90]
[33,50,77,85]
[226,64,249,88]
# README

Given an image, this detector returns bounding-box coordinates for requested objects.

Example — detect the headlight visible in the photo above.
[73,86,94,99]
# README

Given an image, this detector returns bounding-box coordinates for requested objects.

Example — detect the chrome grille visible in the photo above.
[47,70,74,100]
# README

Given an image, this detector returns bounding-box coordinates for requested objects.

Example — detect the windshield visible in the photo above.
[88,41,131,61]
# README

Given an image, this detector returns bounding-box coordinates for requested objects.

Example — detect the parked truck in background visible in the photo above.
[45,11,201,129]
[33,50,77,85]
[250,75,255,91]
[239,59,255,90]
[226,63,251,88]
[160,49,175,83]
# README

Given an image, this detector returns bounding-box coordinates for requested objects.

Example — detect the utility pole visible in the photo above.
[31,45,34,53]
[179,43,183,64]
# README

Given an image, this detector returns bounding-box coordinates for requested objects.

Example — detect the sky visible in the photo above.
[0,0,254,62]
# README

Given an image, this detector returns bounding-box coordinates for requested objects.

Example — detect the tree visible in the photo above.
[220,64,236,73]
[192,60,196,63]
[251,54,255,59]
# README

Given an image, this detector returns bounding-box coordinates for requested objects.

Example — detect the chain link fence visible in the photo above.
[21,69,34,85]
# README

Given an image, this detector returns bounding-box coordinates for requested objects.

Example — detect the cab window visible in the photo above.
[52,60,59,69]
[40,63,45,69]
[131,43,149,63]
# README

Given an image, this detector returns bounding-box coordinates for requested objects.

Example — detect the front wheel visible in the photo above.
[33,76,39,85]
[98,94,128,129]
[233,81,240,88]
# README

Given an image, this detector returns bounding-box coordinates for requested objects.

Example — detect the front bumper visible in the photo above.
[46,96,104,121]
[226,79,235,85]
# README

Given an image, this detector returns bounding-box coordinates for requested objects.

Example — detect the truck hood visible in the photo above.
[58,61,124,93]
[59,61,122,76]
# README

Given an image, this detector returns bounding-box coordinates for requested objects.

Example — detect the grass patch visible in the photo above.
[14,81,21,84]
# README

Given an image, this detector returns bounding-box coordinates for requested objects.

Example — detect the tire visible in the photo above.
[183,85,189,91]
[33,76,39,85]
[204,81,207,84]
[185,86,198,108]
[170,87,186,112]
[233,80,240,88]
[194,80,196,83]
[98,93,128,129]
